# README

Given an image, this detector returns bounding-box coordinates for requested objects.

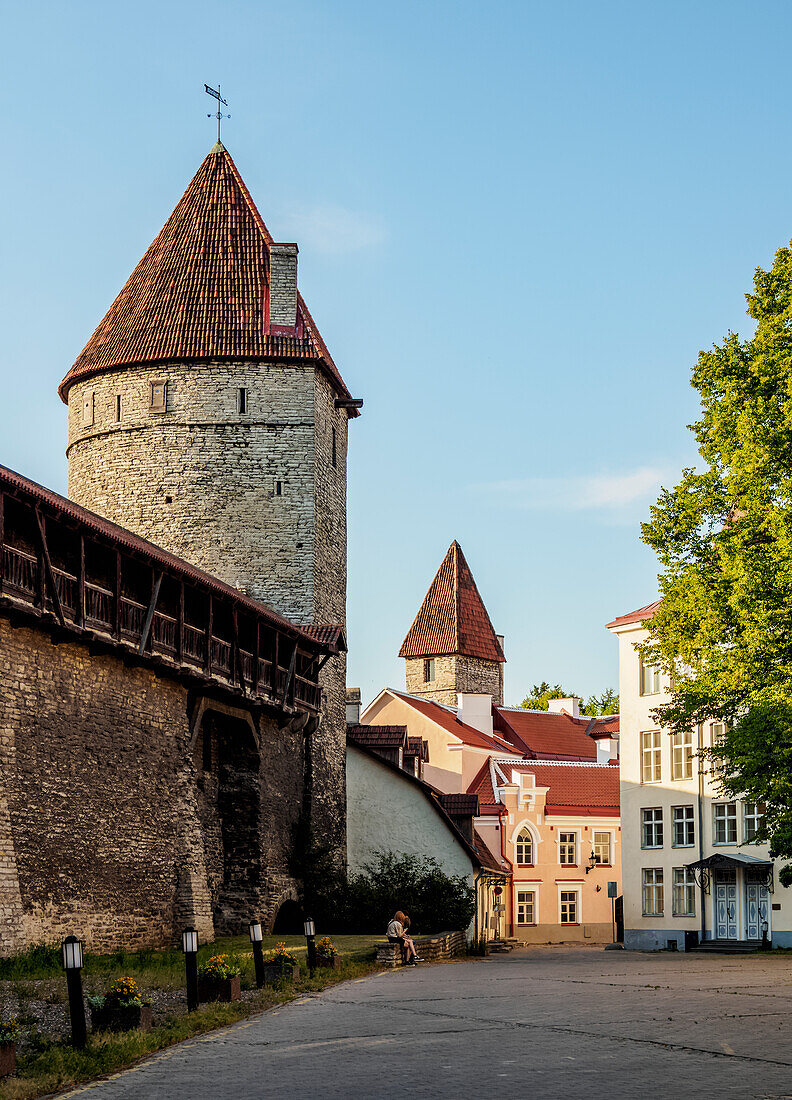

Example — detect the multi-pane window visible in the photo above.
[713,802,737,845]
[671,730,694,780]
[424,658,435,683]
[642,807,663,848]
[710,722,725,745]
[593,831,611,865]
[642,868,664,916]
[559,832,577,865]
[743,802,765,843]
[672,805,694,847]
[516,890,536,925]
[641,731,662,783]
[672,868,696,917]
[640,658,662,696]
[560,890,578,924]
[516,829,534,865]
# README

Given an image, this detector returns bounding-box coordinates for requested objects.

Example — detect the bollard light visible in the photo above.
[304,916,317,977]
[249,919,265,988]
[181,926,199,1011]
[61,936,87,1049]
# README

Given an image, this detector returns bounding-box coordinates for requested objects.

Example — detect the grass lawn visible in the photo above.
[0,935,385,1099]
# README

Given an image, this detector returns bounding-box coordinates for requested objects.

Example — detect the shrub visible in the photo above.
[337,852,475,934]
[197,954,241,982]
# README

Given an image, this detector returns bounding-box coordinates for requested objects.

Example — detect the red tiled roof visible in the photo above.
[493,708,598,760]
[59,143,355,409]
[298,624,347,652]
[387,690,518,753]
[605,600,661,630]
[473,829,509,874]
[0,462,324,646]
[468,760,496,805]
[586,715,620,739]
[438,794,480,816]
[399,542,504,662]
[347,725,407,749]
[508,762,620,815]
[405,737,429,761]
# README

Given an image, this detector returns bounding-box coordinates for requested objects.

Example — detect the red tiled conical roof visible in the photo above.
[59,143,353,405]
[399,542,505,662]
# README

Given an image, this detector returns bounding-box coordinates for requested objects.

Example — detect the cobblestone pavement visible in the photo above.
[65,946,792,1099]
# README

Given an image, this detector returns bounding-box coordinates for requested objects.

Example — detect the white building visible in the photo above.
[607,602,792,950]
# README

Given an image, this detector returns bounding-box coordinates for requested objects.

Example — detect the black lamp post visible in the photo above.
[304,916,316,976]
[182,927,199,1011]
[62,936,87,1049]
[249,920,265,988]
[585,851,599,874]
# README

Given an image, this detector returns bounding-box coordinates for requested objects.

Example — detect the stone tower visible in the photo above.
[59,142,360,861]
[399,541,505,705]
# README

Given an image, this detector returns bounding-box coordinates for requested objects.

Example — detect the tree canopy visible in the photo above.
[642,241,792,883]
[519,682,619,716]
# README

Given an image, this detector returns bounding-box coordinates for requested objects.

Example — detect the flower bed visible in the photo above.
[0,1020,18,1077]
[88,977,153,1033]
[316,937,341,968]
[262,943,300,984]
[196,955,242,1003]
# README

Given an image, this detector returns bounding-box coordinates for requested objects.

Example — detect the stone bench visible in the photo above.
[375,930,466,968]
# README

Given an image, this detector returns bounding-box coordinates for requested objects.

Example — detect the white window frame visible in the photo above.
[641,730,662,783]
[558,831,578,866]
[515,828,534,866]
[640,658,662,696]
[424,658,435,683]
[672,867,696,917]
[641,807,663,849]
[671,730,694,781]
[671,805,695,848]
[592,830,612,866]
[516,888,536,925]
[710,722,725,745]
[642,867,664,916]
[558,888,580,925]
[713,801,737,845]
[743,802,765,844]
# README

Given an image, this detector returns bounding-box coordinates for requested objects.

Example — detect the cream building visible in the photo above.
[608,602,792,950]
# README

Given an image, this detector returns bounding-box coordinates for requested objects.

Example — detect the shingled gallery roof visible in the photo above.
[399,541,505,662]
[59,142,355,407]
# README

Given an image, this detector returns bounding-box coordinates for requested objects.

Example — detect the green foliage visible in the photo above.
[519,682,619,715]
[0,1021,18,1043]
[196,954,241,982]
[642,241,792,883]
[315,937,336,959]
[267,943,298,969]
[336,852,475,934]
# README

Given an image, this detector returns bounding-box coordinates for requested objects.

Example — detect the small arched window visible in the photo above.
[516,828,534,865]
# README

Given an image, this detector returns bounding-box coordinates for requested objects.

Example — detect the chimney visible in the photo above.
[268,243,298,329]
[457,693,493,737]
[496,634,505,656]
[548,697,580,718]
[345,687,361,726]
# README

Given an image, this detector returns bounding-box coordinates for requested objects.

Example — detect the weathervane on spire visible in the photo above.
[205,84,230,142]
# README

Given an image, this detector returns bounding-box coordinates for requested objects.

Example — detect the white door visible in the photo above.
[715,882,738,939]
[744,882,770,940]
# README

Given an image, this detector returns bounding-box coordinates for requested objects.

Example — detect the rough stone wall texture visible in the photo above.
[268,245,298,327]
[0,617,308,953]
[66,357,348,871]
[405,654,503,706]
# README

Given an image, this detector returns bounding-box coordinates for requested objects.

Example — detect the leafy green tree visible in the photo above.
[642,241,792,884]
[520,682,618,715]
[338,853,475,934]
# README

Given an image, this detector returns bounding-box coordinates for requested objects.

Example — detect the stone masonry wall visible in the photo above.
[0,615,309,953]
[405,654,503,706]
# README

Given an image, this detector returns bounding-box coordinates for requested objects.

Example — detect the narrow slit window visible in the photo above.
[237,387,248,414]
[116,394,122,422]
[275,481,282,496]
[332,427,337,467]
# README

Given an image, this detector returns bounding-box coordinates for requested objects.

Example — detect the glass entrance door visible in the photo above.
[744,878,770,940]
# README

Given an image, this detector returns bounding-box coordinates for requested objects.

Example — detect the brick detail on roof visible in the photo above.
[59,144,353,407]
[437,793,480,817]
[399,541,504,662]
[347,725,408,749]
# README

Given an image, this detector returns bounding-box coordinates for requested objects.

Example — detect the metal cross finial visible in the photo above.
[205,83,230,143]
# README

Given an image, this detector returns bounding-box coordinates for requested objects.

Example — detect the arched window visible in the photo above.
[516,828,534,865]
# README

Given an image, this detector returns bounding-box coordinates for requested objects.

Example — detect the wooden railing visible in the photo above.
[0,543,321,711]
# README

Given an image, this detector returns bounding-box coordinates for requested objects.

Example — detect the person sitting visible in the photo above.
[386,910,417,965]
[402,916,422,963]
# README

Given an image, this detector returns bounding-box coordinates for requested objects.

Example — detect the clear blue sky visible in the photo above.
[2,0,790,707]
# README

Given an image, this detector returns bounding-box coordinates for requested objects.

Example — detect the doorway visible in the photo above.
[714,870,738,939]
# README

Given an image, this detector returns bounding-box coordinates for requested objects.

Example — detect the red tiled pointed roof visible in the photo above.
[468,760,496,805]
[399,542,504,662]
[59,143,354,408]
[605,600,660,630]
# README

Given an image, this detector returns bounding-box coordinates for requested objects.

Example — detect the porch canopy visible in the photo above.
[685,853,772,871]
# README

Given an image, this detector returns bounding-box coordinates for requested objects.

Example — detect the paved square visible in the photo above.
[67,947,792,1099]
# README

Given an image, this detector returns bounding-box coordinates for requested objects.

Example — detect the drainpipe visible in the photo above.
[473,869,484,943]
[697,722,705,943]
[499,807,515,938]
